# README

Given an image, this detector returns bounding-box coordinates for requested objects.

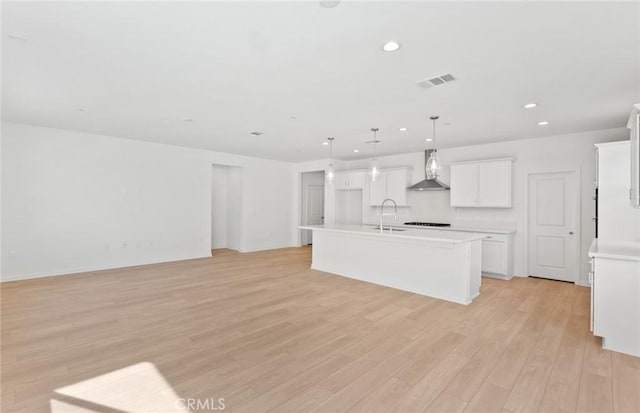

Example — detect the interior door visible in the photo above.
[305,184,325,245]
[527,171,578,282]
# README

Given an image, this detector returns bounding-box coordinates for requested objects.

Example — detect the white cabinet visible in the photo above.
[450,158,513,208]
[589,249,640,357]
[369,167,411,206]
[596,141,640,242]
[325,169,366,225]
[628,103,640,208]
[334,171,364,190]
[478,233,514,279]
[449,163,477,206]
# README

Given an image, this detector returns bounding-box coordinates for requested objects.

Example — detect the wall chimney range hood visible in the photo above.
[408,150,450,191]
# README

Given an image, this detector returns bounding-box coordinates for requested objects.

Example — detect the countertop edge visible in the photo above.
[588,238,640,262]
[299,225,486,244]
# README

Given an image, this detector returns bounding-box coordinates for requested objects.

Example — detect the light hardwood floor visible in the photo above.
[2,247,639,413]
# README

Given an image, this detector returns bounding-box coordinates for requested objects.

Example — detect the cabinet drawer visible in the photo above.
[481,233,509,243]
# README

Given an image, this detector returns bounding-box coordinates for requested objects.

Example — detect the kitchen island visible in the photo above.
[298,224,485,305]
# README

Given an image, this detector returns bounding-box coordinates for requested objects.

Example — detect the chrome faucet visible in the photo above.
[379,198,398,234]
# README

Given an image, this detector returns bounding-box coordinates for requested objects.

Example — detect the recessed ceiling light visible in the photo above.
[322,142,329,146]
[426,138,433,142]
[524,103,538,109]
[319,0,340,8]
[381,41,401,52]
[399,127,408,132]
[538,121,549,126]
[353,149,359,153]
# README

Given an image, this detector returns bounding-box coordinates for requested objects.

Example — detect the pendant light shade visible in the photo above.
[325,137,335,185]
[368,128,381,182]
[425,150,441,179]
[425,116,441,179]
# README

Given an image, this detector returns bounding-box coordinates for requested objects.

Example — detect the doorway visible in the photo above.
[301,171,325,246]
[211,164,243,254]
[526,170,580,282]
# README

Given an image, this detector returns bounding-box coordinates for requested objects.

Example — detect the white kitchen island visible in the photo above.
[299,224,485,305]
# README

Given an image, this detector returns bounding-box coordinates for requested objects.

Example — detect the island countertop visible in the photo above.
[299,224,486,244]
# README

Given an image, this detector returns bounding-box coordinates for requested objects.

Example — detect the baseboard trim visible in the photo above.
[1,254,211,283]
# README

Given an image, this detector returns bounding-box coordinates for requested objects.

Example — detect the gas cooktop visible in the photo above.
[404,222,451,227]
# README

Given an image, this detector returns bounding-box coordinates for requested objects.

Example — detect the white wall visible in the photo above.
[1,122,294,281]
[338,128,628,285]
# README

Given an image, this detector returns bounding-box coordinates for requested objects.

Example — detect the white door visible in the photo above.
[304,185,325,245]
[527,171,578,282]
[301,171,325,245]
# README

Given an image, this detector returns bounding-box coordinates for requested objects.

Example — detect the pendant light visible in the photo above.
[369,128,380,182]
[425,116,441,179]
[325,137,335,185]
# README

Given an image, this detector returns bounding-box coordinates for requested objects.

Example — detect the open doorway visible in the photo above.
[301,171,325,246]
[211,164,243,255]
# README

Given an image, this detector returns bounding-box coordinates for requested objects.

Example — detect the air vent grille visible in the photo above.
[417,73,456,89]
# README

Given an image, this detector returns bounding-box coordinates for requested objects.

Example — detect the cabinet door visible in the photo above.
[481,239,506,274]
[333,173,349,190]
[590,259,595,332]
[478,160,512,207]
[370,173,387,206]
[348,171,364,189]
[630,113,640,207]
[385,169,408,206]
[450,164,478,206]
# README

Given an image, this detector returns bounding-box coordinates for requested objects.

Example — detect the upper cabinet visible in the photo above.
[450,158,513,208]
[333,170,365,190]
[628,103,640,208]
[370,167,411,206]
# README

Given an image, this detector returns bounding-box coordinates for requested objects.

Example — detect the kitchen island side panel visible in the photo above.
[309,230,481,305]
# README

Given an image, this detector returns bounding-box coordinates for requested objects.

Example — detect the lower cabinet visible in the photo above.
[590,256,640,357]
[479,233,514,279]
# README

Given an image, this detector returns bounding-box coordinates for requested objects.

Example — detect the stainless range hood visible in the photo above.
[408,150,450,191]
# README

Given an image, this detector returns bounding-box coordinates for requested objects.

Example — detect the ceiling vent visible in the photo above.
[249,131,264,136]
[417,73,456,89]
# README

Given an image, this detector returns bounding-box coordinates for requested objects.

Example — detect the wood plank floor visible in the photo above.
[2,247,639,413]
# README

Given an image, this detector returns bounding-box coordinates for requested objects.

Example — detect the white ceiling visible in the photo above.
[2,1,639,162]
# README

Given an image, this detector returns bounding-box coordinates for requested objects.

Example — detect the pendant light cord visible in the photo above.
[432,118,436,151]
[430,115,439,152]
[371,128,379,160]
